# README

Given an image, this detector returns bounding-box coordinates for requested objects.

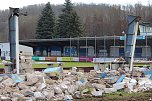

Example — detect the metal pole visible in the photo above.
[70,37,71,61]
[77,37,79,58]
[146,28,147,60]
[86,37,88,62]
[9,8,19,74]
[104,36,106,65]
[95,36,96,62]
[114,34,116,59]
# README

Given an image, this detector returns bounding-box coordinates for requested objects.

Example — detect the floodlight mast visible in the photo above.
[9,7,27,74]
[125,15,141,72]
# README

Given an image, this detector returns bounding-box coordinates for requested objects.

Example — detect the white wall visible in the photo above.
[0,42,33,60]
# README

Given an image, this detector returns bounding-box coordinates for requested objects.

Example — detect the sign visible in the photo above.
[120,36,145,40]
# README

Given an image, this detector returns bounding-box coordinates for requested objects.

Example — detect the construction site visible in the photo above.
[0,7,152,101]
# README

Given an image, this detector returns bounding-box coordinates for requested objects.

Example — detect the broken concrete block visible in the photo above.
[91,90,103,96]
[122,77,131,83]
[54,86,63,94]
[13,92,24,98]
[24,77,39,86]
[11,97,19,101]
[64,95,73,100]
[113,82,126,90]
[59,84,68,91]
[30,86,37,92]
[38,83,46,90]
[92,83,106,90]
[2,78,13,86]
[74,91,82,99]
[104,88,117,93]
[130,79,137,85]
[34,92,45,99]
[45,79,56,85]
[18,82,29,90]
[0,77,3,82]
[68,85,78,94]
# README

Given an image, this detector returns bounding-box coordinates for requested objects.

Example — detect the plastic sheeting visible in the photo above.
[43,67,62,73]
[11,74,24,83]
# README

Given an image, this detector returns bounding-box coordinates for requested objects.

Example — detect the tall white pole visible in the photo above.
[130,21,139,71]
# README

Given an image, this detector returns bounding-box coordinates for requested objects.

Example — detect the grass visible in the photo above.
[74,91,152,101]
[0,59,150,69]
[33,61,94,68]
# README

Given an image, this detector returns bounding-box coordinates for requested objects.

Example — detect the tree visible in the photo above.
[56,0,83,38]
[35,2,55,39]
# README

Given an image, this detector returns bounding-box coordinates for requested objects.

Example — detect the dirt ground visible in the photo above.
[74,91,152,101]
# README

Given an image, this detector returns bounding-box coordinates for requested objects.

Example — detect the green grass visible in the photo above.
[33,62,94,68]
[0,59,150,69]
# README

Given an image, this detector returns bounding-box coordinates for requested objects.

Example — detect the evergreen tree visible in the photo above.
[36,2,55,39]
[56,0,83,38]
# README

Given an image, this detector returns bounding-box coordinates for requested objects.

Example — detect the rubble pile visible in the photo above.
[0,68,151,100]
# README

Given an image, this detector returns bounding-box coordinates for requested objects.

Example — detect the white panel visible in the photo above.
[73,57,79,62]
[57,57,62,61]
[110,47,119,57]
[39,57,45,60]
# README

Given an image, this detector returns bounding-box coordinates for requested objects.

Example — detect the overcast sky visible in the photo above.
[0,0,151,10]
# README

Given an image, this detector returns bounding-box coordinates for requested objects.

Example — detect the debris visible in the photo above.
[11,74,24,83]
[104,88,117,93]
[34,92,45,99]
[64,95,73,100]
[116,75,126,83]
[2,77,13,86]
[113,82,126,90]
[91,90,103,96]
[0,68,150,100]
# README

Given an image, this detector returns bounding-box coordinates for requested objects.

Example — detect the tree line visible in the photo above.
[36,0,83,39]
[0,2,152,41]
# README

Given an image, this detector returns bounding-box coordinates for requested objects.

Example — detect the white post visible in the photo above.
[130,21,139,71]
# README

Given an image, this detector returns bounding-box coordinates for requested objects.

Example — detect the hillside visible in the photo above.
[0,3,152,41]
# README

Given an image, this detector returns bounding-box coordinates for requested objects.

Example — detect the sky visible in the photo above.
[0,0,151,10]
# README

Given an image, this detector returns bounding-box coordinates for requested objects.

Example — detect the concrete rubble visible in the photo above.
[0,67,151,100]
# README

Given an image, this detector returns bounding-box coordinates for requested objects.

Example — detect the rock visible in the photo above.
[53,93,64,100]
[82,88,89,94]
[23,91,34,97]
[74,91,82,98]
[34,92,45,99]
[25,73,39,86]
[54,86,63,94]
[38,83,46,90]
[64,95,73,100]
[113,82,126,90]
[18,82,29,90]
[2,78,13,86]
[68,85,78,94]
[92,83,106,90]
[104,88,117,93]
[11,97,19,101]
[91,90,103,96]
[0,77,3,82]
[45,79,55,85]
[30,86,37,92]
[13,92,24,97]
[130,79,137,85]
[60,84,68,91]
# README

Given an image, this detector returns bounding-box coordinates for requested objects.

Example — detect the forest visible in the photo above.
[0,3,152,41]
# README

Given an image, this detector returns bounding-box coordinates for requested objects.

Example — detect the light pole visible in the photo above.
[122,31,125,57]
[142,22,150,60]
